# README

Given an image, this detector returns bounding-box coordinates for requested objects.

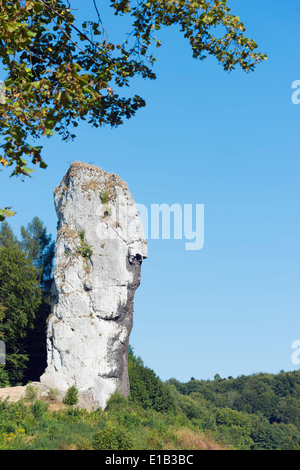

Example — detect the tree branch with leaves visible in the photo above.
[0,0,267,220]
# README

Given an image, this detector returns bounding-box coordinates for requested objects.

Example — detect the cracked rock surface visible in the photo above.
[40,162,147,409]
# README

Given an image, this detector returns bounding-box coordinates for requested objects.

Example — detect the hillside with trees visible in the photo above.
[0,218,54,386]
[0,344,300,450]
[0,219,300,450]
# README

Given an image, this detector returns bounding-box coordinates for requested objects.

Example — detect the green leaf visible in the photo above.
[33,2,44,14]
[27,31,37,38]
[23,167,34,176]
[0,208,16,221]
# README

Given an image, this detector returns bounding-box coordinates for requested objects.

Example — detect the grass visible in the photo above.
[0,392,227,450]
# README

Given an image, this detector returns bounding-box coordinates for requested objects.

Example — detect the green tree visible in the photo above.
[251,421,300,450]
[0,365,10,387]
[0,303,6,341]
[20,216,55,292]
[274,397,300,428]
[0,0,266,219]
[0,231,42,384]
[63,385,79,406]
[128,346,175,413]
[20,217,55,381]
[0,221,18,248]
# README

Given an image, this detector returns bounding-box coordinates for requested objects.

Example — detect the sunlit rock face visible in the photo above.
[40,162,147,409]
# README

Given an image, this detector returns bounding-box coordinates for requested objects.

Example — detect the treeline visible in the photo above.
[0,217,55,386]
[1,335,300,449]
[166,370,300,449]
[125,349,300,450]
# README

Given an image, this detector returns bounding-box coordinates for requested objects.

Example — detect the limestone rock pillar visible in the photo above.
[40,162,147,409]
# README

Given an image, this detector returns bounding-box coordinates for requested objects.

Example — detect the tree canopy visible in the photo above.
[0,232,42,384]
[20,216,55,292]
[0,218,54,384]
[0,0,267,220]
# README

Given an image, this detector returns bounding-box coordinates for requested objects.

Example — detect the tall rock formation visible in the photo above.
[40,162,147,409]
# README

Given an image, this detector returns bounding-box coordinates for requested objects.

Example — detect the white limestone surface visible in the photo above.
[40,162,147,409]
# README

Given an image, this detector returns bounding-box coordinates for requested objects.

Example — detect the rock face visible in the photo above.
[40,162,147,409]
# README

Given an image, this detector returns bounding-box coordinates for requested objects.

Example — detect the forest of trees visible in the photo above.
[166,371,300,450]
[0,217,55,386]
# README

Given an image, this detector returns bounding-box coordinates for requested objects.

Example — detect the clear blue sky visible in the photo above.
[1,0,300,382]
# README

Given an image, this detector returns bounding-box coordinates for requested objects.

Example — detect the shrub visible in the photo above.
[78,231,93,260]
[25,384,38,401]
[47,388,59,401]
[2,421,16,434]
[106,390,128,412]
[31,400,49,420]
[93,426,133,450]
[63,385,79,406]
[0,365,9,387]
[101,191,109,204]
[0,427,26,450]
